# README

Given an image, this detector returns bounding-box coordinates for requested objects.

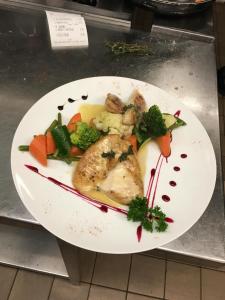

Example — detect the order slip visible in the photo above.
[46,11,88,49]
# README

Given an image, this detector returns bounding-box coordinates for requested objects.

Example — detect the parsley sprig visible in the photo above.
[123,104,135,113]
[127,197,168,232]
[101,150,115,159]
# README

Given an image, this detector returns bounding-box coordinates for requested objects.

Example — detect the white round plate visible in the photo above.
[11,76,216,253]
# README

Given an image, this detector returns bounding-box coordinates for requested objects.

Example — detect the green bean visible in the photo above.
[47,155,80,164]
[58,112,62,126]
[18,145,29,151]
[45,119,58,134]
[51,125,71,157]
[52,149,59,158]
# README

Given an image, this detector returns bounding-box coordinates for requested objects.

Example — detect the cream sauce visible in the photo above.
[79,104,105,124]
[137,142,149,178]
[84,190,120,208]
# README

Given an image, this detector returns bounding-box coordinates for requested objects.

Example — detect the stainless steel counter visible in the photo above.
[0,0,213,36]
[0,3,224,262]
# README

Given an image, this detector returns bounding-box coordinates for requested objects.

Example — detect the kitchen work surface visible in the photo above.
[0,0,224,278]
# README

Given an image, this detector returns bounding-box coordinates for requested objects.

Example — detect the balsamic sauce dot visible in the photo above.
[162,195,170,202]
[57,105,64,111]
[169,181,177,187]
[68,98,76,103]
[174,166,180,171]
[82,95,88,100]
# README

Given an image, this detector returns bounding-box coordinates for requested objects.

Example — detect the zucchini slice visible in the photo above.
[163,113,186,130]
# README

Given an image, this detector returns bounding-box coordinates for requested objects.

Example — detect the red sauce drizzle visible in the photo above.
[136,225,142,242]
[25,165,127,215]
[174,110,181,118]
[100,205,108,213]
[151,157,164,208]
[146,155,162,205]
[25,151,175,243]
[146,168,156,205]
[151,168,156,176]
[165,217,174,223]
[169,181,177,187]
[174,166,180,171]
[181,153,187,158]
[25,165,39,173]
[162,195,170,202]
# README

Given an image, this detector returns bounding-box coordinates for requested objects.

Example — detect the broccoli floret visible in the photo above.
[134,105,167,144]
[70,122,101,150]
[143,105,167,138]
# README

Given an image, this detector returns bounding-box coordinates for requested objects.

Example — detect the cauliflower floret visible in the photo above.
[93,111,133,137]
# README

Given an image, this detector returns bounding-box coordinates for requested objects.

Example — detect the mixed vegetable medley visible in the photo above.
[19,112,101,166]
[18,92,185,167]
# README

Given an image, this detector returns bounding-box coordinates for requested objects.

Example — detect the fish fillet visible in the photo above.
[72,135,143,205]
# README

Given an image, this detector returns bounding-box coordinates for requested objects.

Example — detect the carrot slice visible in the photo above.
[70,146,83,157]
[67,113,81,133]
[29,135,47,166]
[129,135,137,152]
[46,131,56,155]
[156,131,171,158]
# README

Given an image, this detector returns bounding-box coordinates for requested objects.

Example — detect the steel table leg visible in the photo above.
[57,238,80,285]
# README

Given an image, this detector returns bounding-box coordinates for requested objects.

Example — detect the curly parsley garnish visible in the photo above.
[101,150,115,159]
[119,145,133,162]
[127,197,168,232]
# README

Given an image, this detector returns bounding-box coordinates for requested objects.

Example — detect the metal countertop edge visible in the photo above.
[159,247,225,264]
[0,0,214,40]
